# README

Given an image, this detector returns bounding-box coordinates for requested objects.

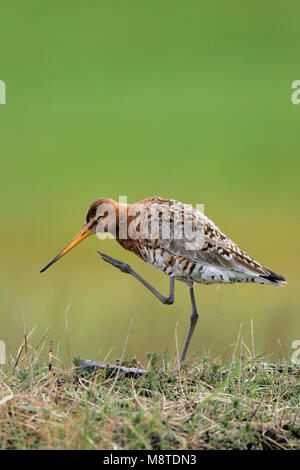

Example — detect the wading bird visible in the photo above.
[40,197,286,363]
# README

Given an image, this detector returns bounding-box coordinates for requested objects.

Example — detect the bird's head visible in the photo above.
[40,198,118,273]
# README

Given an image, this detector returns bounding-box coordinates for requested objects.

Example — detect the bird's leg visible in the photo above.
[179,286,199,363]
[97,252,175,305]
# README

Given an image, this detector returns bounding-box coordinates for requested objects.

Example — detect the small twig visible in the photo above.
[277,338,286,364]
[14,326,36,368]
[231,322,243,366]
[33,326,51,356]
[49,340,53,374]
[130,382,146,411]
[65,305,71,367]
[175,320,180,368]
[250,317,256,361]
[262,434,288,451]
[23,319,28,357]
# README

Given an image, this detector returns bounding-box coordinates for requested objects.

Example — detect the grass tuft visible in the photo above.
[0,339,299,450]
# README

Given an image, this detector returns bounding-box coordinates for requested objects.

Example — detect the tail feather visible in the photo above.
[260,268,287,286]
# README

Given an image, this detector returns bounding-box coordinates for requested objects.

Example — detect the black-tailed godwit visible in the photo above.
[41,197,286,362]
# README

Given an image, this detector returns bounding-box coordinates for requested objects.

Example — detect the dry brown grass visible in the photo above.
[0,335,300,450]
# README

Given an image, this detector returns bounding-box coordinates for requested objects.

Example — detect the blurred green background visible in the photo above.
[0,1,299,365]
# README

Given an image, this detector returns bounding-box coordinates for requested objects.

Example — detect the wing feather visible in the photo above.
[137,197,268,277]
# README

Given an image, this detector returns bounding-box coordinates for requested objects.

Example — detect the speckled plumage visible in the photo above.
[115,197,286,287]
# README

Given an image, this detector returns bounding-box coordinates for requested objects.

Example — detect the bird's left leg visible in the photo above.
[179,286,199,363]
[97,252,175,305]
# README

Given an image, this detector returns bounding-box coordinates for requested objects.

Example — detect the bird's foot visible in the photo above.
[97,251,133,274]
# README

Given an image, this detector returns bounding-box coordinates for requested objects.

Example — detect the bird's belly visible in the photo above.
[140,245,255,285]
[189,265,251,285]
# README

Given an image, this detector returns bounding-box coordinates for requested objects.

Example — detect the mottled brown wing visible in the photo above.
[136,198,268,277]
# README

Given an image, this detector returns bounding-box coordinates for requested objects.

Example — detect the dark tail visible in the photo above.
[260,268,287,285]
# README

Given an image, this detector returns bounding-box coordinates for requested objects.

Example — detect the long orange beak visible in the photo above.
[40,226,92,273]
